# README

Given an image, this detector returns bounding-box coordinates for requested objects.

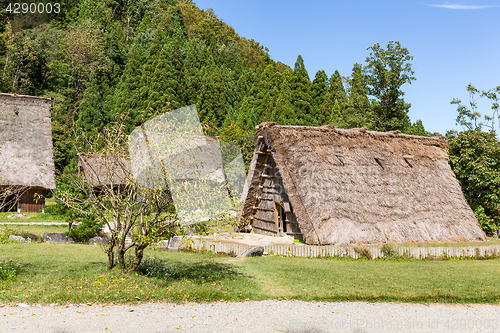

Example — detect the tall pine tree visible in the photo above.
[111,31,153,132]
[329,70,347,105]
[289,55,314,125]
[310,70,330,125]
[334,63,373,129]
[140,26,186,115]
[75,71,107,145]
[273,71,296,125]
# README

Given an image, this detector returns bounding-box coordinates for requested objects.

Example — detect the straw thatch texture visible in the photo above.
[0,93,55,189]
[78,153,131,187]
[241,124,486,245]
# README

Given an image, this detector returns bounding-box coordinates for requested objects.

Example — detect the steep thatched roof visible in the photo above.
[78,153,131,187]
[0,93,55,189]
[241,123,486,245]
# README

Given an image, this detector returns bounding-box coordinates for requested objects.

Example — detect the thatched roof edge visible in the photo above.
[0,92,53,102]
[254,124,447,149]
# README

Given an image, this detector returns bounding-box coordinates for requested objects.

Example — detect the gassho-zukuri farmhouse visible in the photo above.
[239,122,486,245]
[0,93,55,213]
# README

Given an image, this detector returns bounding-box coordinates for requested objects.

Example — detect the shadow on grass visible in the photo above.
[134,256,245,283]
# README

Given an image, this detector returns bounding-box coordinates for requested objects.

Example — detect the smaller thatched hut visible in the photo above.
[77,153,131,189]
[0,93,55,213]
[78,137,225,188]
[240,122,486,245]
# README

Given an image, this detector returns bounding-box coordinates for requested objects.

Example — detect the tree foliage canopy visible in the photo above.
[448,84,500,235]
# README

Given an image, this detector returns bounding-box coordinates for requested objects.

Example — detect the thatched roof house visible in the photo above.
[0,93,55,213]
[240,122,486,245]
[77,153,131,187]
[78,136,224,187]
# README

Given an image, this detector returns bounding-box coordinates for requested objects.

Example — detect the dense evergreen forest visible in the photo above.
[0,0,436,174]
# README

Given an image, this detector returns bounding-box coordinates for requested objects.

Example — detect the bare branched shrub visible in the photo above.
[55,122,177,272]
[0,185,27,216]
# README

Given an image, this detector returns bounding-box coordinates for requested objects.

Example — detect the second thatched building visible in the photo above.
[239,122,486,245]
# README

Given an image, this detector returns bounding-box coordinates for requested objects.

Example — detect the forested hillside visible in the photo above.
[0,0,434,173]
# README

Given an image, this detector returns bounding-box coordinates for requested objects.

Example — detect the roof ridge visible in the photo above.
[0,92,53,102]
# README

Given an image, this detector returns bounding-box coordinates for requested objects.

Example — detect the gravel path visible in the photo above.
[1,301,499,332]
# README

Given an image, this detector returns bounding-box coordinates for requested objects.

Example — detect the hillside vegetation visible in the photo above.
[0,0,433,173]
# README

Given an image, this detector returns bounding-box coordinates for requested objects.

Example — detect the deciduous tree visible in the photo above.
[363,41,415,131]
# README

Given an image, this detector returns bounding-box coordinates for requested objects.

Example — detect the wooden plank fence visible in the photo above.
[177,238,500,259]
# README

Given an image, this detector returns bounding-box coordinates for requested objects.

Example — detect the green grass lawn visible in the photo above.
[0,224,69,236]
[0,213,66,223]
[1,242,500,305]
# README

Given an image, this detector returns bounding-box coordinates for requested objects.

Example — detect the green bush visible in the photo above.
[354,245,373,259]
[0,258,22,281]
[381,244,396,258]
[0,228,14,244]
[381,244,411,260]
[67,215,105,243]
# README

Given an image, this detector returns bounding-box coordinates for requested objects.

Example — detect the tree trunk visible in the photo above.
[105,236,116,270]
[107,249,114,270]
[117,247,126,269]
[3,53,9,78]
[128,243,147,272]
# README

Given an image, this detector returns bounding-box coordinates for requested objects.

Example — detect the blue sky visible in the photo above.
[194,0,500,135]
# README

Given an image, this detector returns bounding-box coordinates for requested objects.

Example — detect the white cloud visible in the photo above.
[427,4,499,9]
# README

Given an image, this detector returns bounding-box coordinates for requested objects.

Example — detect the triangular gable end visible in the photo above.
[240,130,319,243]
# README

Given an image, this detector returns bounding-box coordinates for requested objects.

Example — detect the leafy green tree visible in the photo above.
[140,25,185,114]
[482,86,500,133]
[329,99,342,123]
[448,131,500,235]
[60,18,109,95]
[448,84,500,235]
[451,83,500,133]
[250,64,281,123]
[223,68,258,126]
[183,38,202,105]
[406,119,430,136]
[75,0,114,28]
[196,63,236,132]
[310,70,331,125]
[311,70,328,110]
[236,96,258,131]
[363,41,415,131]
[219,123,255,170]
[3,31,37,93]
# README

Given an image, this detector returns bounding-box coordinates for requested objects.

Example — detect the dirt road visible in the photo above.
[1,300,499,332]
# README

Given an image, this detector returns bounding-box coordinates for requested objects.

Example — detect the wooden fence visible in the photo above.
[178,238,500,259]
